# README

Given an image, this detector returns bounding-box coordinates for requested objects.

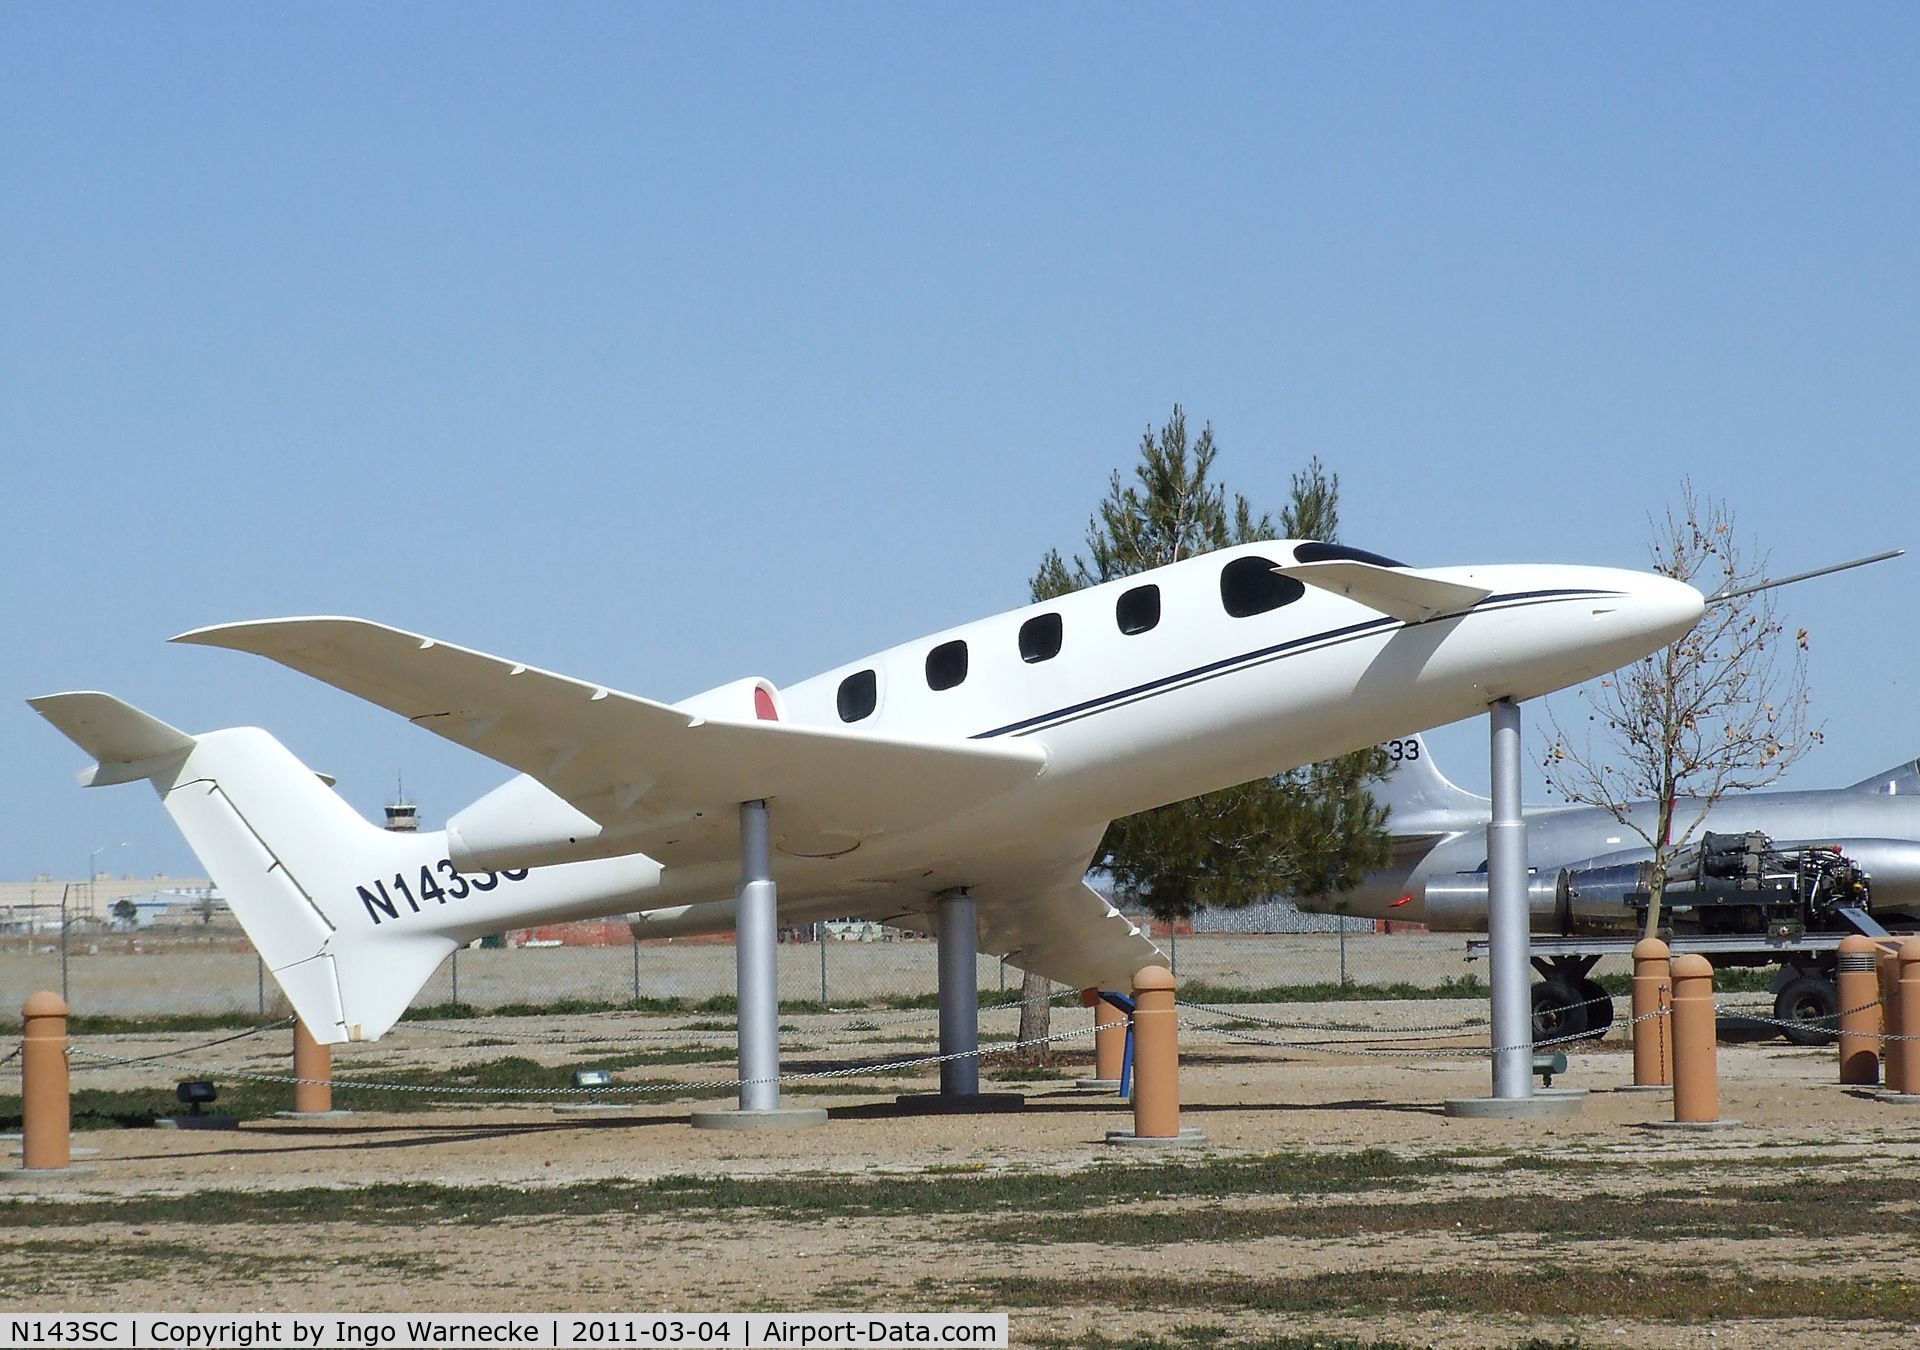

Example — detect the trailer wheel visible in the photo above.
[1532,980,1589,1041]
[1578,979,1615,1038]
[1773,974,1840,1046]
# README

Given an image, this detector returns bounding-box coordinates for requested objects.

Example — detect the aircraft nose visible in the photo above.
[1626,573,1707,647]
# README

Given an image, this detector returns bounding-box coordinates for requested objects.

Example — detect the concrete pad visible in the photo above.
[1105,1126,1208,1147]
[1075,1078,1123,1092]
[153,1115,240,1131]
[1644,1118,1746,1131]
[0,1165,96,1180]
[1875,1093,1920,1106]
[1613,1083,1672,1093]
[1443,1092,1586,1119]
[7,1144,99,1157]
[689,1106,829,1131]
[271,1110,355,1120]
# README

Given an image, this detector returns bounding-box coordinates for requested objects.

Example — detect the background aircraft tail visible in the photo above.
[30,692,457,1044]
[1849,757,1920,796]
[1375,733,1489,835]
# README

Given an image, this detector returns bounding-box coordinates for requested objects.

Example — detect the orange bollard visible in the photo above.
[1131,966,1180,1137]
[1881,950,1905,1095]
[1105,966,1203,1146]
[21,992,71,1172]
[1836,935,1882,1086]
[1668,954,1728,1126]
[1079,990,1126,1087]
[1892,939,1920,1101]
[1630,938,1672,1088]
[292,1019,332,1114]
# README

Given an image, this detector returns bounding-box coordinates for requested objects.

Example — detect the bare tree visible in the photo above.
[1542,483,1819,938]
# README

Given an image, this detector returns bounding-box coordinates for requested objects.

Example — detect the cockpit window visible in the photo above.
[1292,542,1407,568]
[1220,555,1306,618]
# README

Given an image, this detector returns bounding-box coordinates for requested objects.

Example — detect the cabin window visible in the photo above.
[1019,612,1063,663]
[925,639,969,691]
[1291,541,1407,568]
[1116,584,1160,636]
[1220,555,1306,618]
[837,668,878,722]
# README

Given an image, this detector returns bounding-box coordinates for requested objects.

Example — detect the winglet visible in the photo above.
[28,692,197,787]
[1274,560,1492,624]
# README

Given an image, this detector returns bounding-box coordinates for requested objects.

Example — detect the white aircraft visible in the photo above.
[32,540,1701,1110]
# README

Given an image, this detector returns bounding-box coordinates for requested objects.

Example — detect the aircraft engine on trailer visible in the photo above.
[1424,832,1883,939]
[1421,871,1560,932]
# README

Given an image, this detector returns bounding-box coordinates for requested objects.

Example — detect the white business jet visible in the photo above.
[32,541,1701,1114]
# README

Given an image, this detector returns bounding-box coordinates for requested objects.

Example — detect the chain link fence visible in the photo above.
[0,905,1525,1026]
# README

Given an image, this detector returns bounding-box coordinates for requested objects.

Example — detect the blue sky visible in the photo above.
[3,6,1915,881]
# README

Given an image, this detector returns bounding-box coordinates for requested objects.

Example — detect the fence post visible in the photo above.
[1105,966,1203,1146]
[1836,934,1881,1086]
[20,992,72,1172]
[1630,937,1672,1089]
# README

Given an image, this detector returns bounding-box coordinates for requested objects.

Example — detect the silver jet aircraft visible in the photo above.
[1308,733,1920,1038]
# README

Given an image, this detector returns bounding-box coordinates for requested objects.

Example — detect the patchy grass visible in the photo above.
[974,1176,1920,1246]
[0,1054,745,1129]
[0,1150,1448,1230]
[1024,1333,1434,1350]
[1175,976,1492,1005]
[0,1238,311,1298]
[976,1267,1920,1324]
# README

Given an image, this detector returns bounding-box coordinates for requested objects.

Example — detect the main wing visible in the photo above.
[174,617,1048,871]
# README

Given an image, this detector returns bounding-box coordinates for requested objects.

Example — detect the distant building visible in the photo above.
[0,875,218,932]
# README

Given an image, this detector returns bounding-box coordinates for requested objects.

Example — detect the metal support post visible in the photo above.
[690,801,825,1130]
[1443,700,1581,1119]
[735,799,780,1112]
[936,890,981,1097]
[817,921,828,1004]
[1487,698,1532,1099]
[892,890,1024,1115]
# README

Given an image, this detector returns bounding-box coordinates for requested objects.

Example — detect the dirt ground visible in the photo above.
[6,999,1920,1348]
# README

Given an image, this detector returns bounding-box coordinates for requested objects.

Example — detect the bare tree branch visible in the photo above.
[1541,482,1821,937]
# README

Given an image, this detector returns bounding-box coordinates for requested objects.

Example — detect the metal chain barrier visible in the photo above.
[1177,997,1498,1039]
[65,1020,1102,1098]
[66,1016,294,1072]
[391,988,1081,1048]
[1185,1001,1671,1058]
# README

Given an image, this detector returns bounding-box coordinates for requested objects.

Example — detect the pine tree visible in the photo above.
[1034,407,1392,923]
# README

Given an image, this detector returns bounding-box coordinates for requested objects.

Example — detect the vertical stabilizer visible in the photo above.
[30,692,664,1043]
[1375,733,1489,835]
[30,693,456,1043]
